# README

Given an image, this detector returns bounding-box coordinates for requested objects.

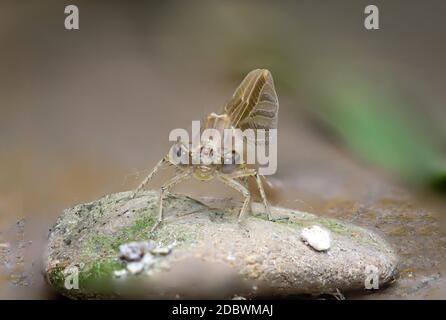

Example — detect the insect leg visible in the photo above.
[131,157,168,199]
[152,169,191,232]
[218,175,251,223]
[221,170,276,222]
[222,168,256,179]
[255,173,273,221]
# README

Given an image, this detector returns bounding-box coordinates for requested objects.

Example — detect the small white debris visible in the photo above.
[151,241,177,256]
[301,225,331,251]
[126,261,145,275]
[119,241,156,261]
[0,243,10,249]
[119,240,175,275]
[226,254,236,262]
[125,253,157,274]
[113,269,128,278]
[141,253,156,268]
[151,247,172,256]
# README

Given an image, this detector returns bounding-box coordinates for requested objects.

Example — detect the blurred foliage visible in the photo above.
[208,0,446,192]
[225,44,446,191]
[310,75,446,191]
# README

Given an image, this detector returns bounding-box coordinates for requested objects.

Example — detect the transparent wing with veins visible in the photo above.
[223,69,279,135]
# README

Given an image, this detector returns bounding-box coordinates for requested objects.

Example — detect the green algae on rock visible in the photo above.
[44,191,399,299]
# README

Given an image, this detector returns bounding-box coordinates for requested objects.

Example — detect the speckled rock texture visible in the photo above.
[44,191,399,299]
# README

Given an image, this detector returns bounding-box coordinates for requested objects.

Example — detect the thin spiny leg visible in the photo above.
[255,174,273,221]
[152,170,191,232]
[131,157,168,199]
[223,168,256,179]
[220,170,277,222]
[218,175,251,222]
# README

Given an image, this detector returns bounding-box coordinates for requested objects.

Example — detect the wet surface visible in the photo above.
[1,113,445,299]
[276,120,446,299]
[1,1,445,299]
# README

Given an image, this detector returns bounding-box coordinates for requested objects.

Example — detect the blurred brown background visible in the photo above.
[0,0,445,299]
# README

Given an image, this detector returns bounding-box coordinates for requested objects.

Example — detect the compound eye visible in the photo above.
[174,144,182,157]
[200,146,214,157]
[170,143,189,165]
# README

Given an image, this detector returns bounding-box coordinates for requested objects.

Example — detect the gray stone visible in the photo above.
[44,191,399,299]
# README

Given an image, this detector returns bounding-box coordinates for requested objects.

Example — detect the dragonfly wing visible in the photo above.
[223,69,279,131]
[222,69,279,148]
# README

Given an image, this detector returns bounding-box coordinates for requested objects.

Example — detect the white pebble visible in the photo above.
[141,253,156,268]
[126,261,145,275]
[119,241,156,261]
[151,247,171,256]
[301,225,331,251]
[113,269,127,278]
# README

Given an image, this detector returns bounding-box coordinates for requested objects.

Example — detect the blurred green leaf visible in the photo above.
[313,77,446,190]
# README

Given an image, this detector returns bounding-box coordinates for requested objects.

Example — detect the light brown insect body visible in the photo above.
[191,112,235,181]
[132,69,279,232]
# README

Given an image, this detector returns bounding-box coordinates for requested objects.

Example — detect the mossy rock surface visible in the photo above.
[44,191,399,299]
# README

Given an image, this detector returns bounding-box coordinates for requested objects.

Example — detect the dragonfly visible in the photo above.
[132,69,279,232]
